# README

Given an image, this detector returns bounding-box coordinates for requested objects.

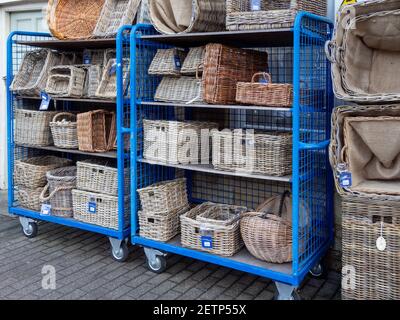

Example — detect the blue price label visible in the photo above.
[339,172,352,188]
[83,51,91,64]
[174,54,181,69]
[41,204,51,216]
[39,91,51,111]
[201,236,213,249]
[88,201,97,214]
[251,0,261,11]
[109,63,117,76]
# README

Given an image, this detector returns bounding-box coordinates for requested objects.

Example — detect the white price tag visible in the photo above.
[376,236,386,251]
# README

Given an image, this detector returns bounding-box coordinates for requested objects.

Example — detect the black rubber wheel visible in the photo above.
[147,255,167,274]
[22,222,38,238]
[111,241,129,262]
[309,262,327,279]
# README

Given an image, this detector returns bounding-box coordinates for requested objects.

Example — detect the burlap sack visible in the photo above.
[149,0,226,34]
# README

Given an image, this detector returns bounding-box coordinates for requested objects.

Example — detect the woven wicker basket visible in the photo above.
[95,58,130,99]
[50,112,79,149]
[77,109,116,153]
[236,72,293,107]
[155,76,203,104]
[93,0,141,37]
[83,49,108,66]
[77,160,129,196]
[72,189,129,229]
[84,65,102,97]
[226,0,327,30]
[47,0,105,40]
[15,110,58,147]
[40,166,77,217]
[181,202,247,256]
[14,155,72,189]
[342,195,400,300]
[149,0,226,34]
[10,49,61,96]
[137,178,188,215]
[139,205,189,242]
[148,48,188,76]
[60,52,82,65]
[181,47,205,75]
[203,43,268,104]
[17,187,43,211]
[46,66,86,98]
[212,129,292,176]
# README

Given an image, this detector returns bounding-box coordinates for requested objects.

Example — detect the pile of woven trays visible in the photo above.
[327,0,400,300]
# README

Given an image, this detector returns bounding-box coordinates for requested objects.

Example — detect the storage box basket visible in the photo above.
[14,110,58,147]
[14,155,72,189]
[139,205,189,242]
[154,76,203,104]
[180,202,247,256]
[148,49,188,76]
[203,43,269,104]
[342,195,400,300]
[10,49,62,96]
[95,58,130,99]
[72,189,130,229]
[212,129,292,176]
[50,112,78,149]
[181,46,205,75]
[137,178,188,215]
[226,0,327,30]
[77,160,129,196]
[84,65,102,97]
[77,109,116,153]
[47,0,105,40]
[327,0,400,103]
[17,186,43,211]
[236,72,293,107]
[149,0,226,34]
[46,66,86,97]
[93,0,141,37]
[39,166,77,217]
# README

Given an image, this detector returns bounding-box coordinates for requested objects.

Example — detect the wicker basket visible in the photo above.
[47,0,105,40]
[39,166,77,217]
[137,178,188,215]
[95,58,130,99]
[77,109,116,153]
[236,72,293,107]
[72,189,130,229]
[139,205,189,242]
[10,49,62,96]
[14,155,72,189]
[77,160,129,196]
[50,112,78,149]
[212,129,292,176]
[82,49,107,66]
[46,66,86,98]
[181,47,205,75]
[181,202,247,256]
[17,187,43,211]
[154,76,203,104]
[93,0,141,37]
[203,43,268,105]
[149,0,226,34]
[84,65,102,97]
[60,52,82,65]
[15,110,58,147]
[226,0,327,30]
[342,195,400,300]
[148,49,188,76]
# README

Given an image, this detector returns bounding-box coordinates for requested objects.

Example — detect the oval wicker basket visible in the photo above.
[50,112,78,149]
[47,0,105,40]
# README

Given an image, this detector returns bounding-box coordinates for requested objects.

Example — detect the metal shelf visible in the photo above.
[138,158,292,182]
[15,38,116,50]
[16,95,116,104]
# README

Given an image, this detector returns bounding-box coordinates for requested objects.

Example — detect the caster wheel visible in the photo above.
[274,290,302,301]
[309,262,327,279]
[22,222,38,238]
[147,255,167,274]
[111,242,129,262]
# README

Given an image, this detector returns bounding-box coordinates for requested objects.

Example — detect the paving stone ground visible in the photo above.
[0,191,341,300]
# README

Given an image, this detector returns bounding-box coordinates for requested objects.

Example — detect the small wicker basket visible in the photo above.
[155,76,203,104]
[84,65,102,97]
[50,112,79,149]
[17,187,45,211]
[46,66,86,98]
[148,48,188,76]
[181,47,205,75]
[236,72,293,107]
[95,58,130,99]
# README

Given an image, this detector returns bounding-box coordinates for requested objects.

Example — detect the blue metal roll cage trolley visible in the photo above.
[6,26,133,262]
[130,13,334,299]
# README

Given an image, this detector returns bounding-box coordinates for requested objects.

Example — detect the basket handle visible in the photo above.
[251,72,272,84]
[340,145,348,163]
[52,112,76,123]
[39,184,74,202]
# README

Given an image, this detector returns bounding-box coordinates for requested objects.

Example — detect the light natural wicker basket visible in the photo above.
[46,66,86,98]
[72,189,130,230]
[14,110,58,147]
[236,72,293,107]
[84,65,102,97]
[47,0,105,40]
[226,0,327,30]
[148,48,188,76]
[17,187,43,211]
[137,178,188,215]
[93,0,141,37]
[40,166,77,217]
[10,49,62,96]
[14,155,72,189]
[342,195,400,300]
[181,202,247,256]
[50,112,79,149]
[212,129,292,176]
[139,205,189,242]
[154,76,203,104]
[95,58,130,99]
[203,43,268,105]
[181,47,205,75]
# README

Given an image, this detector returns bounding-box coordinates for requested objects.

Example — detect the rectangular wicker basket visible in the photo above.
[154,76,203,104]
[148,48,188,76]
[46,66,87,98]
[95,58,130,99]
[17,186,44,211]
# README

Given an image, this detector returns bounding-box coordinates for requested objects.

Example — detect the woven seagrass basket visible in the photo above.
[50,112,78,149]
[148,48,188,76]
[46,66,86,98]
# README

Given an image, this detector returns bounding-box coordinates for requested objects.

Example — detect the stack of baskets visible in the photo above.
[327,0,400,300]
[72,160,130,229]
[137,178,189,242]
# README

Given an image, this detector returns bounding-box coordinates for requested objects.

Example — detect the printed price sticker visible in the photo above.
[83,52,91,64]
[174,54,181,69]
[376,236,386,251]
[40,204,51,216]
[251,0,261,11]
[39,91,51,111]
[88,201,97,214]
[339,172,352,188]
[109,63,117,76]
[201,236,213,249]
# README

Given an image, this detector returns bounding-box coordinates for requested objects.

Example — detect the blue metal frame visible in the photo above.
[130,13,334,287]
[6,28,133,241]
